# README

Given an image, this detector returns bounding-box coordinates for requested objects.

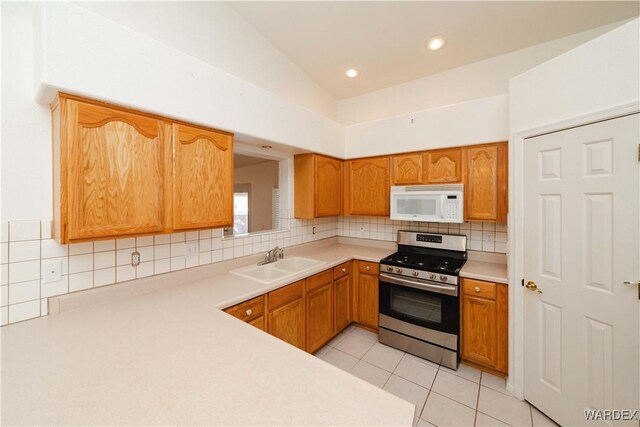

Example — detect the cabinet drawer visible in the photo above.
[463,279,496,300]
[333,261,352,280]
[306,269,333,292]
[268,280,304,310]
[224,295,265,322]
[358,261,379,275]
[249,316,265,331]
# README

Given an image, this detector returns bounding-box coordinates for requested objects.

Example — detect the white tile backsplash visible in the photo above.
[2,217,505,326]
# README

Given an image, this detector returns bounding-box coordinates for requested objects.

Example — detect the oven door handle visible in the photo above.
[379,273,458,297]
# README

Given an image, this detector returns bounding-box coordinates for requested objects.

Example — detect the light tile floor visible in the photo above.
[315,325,558,427]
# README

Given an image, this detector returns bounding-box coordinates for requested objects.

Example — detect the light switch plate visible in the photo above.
[186,242,198,257]
[43,259,63,283]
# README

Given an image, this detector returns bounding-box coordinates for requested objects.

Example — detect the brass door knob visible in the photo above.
[526,281,542,294]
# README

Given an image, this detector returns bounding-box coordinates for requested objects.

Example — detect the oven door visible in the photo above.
[378,273,459,336]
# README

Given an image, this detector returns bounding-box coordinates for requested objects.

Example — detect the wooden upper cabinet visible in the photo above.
[465,143,508,223]
[52,95,169,243]
[391,153,424,185]
[425,148,463,184]
[172,123,233,230]
[294,154,342,219]
[343,157,390,216]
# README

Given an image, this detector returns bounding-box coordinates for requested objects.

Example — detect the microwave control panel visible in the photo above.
[444,196,459,220]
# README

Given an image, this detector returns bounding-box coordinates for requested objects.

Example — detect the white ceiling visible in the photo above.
[234,153,277,169]
[228,1,639,100]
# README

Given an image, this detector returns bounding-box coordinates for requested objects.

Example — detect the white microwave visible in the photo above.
[390,184,464,223]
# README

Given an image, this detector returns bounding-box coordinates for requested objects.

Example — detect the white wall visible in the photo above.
[75,1,336,120]
[509,18,640,132]
[337,21,625,126]
[345,95,509,158]
[0,1,344,221]
[1,2,51,221]
[234,161,279,233]
[507,17,640,400]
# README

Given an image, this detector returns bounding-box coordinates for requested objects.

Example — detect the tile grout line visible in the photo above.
[474,371,482,426]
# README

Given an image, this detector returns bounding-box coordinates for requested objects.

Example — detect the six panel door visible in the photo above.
[66,99,168,240]
[523,114,639,426]
[173,123,233,229]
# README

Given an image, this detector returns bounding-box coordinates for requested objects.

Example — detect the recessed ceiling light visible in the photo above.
[345,68,358,78]
[426,35,446,51]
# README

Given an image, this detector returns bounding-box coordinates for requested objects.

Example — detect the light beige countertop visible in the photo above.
[1,238,415,426]
[460,251,508,284]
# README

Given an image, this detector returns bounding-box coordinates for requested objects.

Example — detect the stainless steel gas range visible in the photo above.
[378,231,467,370]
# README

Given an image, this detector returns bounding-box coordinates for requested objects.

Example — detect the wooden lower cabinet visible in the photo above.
[461,278,508,374]
[224,295,265,329]
[305,271,334,353]
[267,280,306,350]
[333,262,352,334]
[224,261,379,352]
[355,261,379,330]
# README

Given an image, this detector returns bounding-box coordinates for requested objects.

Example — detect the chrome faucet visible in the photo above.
[258,246,284,265]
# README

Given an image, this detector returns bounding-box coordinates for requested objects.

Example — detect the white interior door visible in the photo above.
[523,114,639,426]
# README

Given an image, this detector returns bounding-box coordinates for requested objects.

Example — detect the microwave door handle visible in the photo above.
[440,195,446,219]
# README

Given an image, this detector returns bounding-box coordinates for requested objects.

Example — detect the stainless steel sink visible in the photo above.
[230,256,326,284]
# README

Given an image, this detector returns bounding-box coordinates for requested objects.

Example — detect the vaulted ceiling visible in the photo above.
[228,1,639,99]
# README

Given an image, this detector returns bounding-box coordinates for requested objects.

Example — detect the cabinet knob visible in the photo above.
[245,308,253,316]
[365,266,371,271]
[474,286,481,293]
[341,268,346,273]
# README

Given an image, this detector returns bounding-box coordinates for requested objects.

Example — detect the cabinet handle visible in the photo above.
[341,268,347,273]
[474,286,481,293]
[245,308,253,316]
[365,266,371,271]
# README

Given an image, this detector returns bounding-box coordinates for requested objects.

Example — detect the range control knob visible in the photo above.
[396,268,403,274]
[386,266,393,272]
[440,275,448,282]
[412,271,419,277]
[429,273,436,280]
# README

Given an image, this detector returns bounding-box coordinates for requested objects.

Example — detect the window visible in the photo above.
[233,192,249,235]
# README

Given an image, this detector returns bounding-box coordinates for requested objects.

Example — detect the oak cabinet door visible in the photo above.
[465,144,499,221]
[461,279,508,374]
[173,123,233,229]
[315,156,342,217]
[267,281,305,350]
[425,148,463,184]
[66,99,167,241]
[306,281,334,353]
[268,299,305,350]
[344,157,390,216]
[334,273,352,334]
[356,268,379,329]
[391,153,424,185]
[462,295,498,368]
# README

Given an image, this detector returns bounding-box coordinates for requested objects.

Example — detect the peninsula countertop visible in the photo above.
[1,238,414,426]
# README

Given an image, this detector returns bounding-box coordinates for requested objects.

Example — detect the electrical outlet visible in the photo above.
[186,242,198,257]
[131,251,141,267]
[312,226,317,235]
[42,259,62,283]
[484,232,494,244]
